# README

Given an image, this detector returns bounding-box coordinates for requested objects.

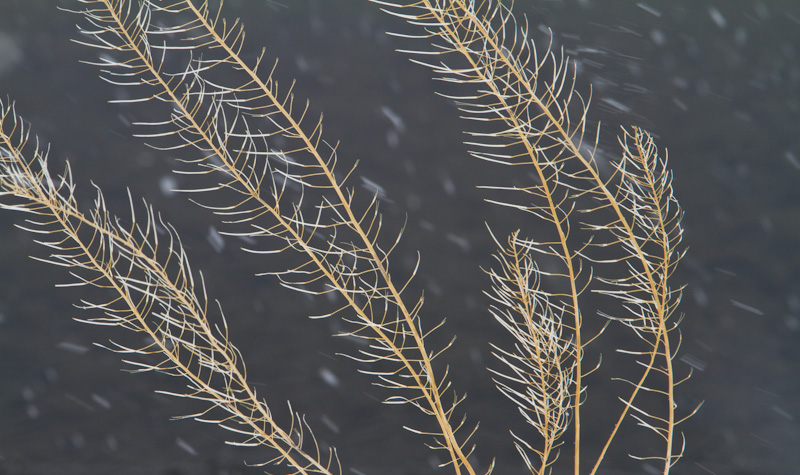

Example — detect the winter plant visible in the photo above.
[0,1,698,474]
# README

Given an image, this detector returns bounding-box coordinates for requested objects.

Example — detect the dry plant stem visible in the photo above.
[586,128,683,474]
[176,5,470,470]
[80,1,476,472]
[385,1,586,470]
[487,231,575,473]
[0,103,334,475]
[508,242,558,473]
[587,129,680,474]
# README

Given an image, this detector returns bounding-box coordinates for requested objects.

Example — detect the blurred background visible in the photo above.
[1,1,798,474]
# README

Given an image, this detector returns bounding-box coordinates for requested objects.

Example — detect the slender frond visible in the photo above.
[486,230,577,475]
[68,1,479,472]
[376,1,690,473]
[0,99,339,475]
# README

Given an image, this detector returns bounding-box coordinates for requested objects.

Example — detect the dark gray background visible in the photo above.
[1,1,798,474]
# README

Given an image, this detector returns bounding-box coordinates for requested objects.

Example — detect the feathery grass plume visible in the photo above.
[0,99,338,474]
[486,229,577,473]
[375,0,694,473]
